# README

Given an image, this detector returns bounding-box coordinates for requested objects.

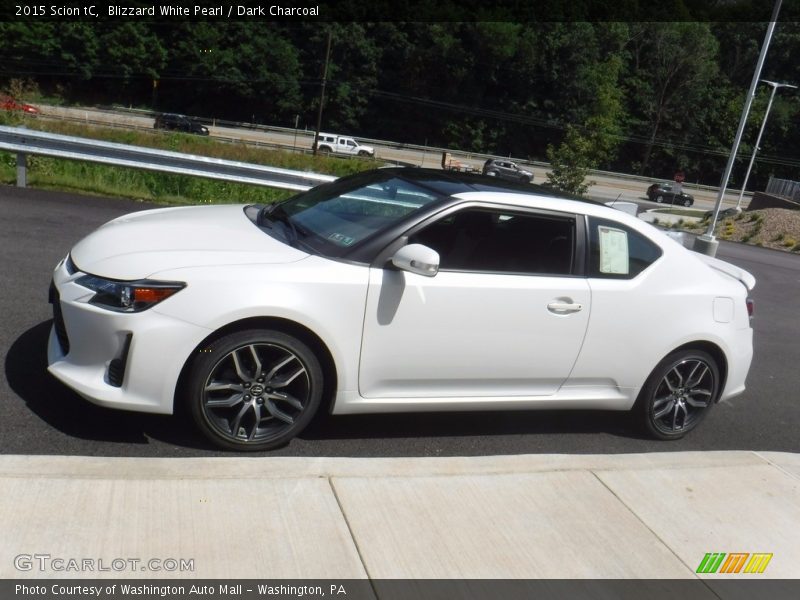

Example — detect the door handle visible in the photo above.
[547,301,583,314]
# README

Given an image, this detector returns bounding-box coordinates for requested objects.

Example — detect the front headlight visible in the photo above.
[76,274,186,313]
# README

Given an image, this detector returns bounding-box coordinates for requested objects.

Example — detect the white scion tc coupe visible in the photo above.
[48,168,755,450]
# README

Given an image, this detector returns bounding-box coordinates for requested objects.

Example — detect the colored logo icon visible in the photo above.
[696,552,773,574]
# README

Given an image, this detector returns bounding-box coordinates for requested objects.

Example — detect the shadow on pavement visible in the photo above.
[301,408,643,444]
[4,321,215,451]
[6,321,646,455]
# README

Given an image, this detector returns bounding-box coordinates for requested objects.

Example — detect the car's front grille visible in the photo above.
[49,280,70,355]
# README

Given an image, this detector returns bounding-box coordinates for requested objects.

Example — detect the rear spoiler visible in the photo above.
[694,253,756,291]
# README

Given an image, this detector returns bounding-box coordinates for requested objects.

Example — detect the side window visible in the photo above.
[409,208,575,275]
[588,217,662,279]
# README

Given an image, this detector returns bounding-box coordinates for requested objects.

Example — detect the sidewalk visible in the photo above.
[2,451,798,581]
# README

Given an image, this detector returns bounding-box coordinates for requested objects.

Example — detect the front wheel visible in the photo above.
[358,150,370,157]
[186,329,323,451]
[636,349,720,440]
[683,198,693,207]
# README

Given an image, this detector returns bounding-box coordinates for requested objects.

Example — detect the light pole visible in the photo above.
[736,80,797,209]
[693,0,782,257]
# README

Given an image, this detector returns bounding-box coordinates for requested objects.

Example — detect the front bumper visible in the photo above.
[47,258,211,414]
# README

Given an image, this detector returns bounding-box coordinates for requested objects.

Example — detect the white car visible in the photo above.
[48,169,755,451]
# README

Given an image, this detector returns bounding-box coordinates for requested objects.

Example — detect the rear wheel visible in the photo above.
[486,170,498,177]
[186,329,323,451]
[637,349,720,440]
[655,195,664,203]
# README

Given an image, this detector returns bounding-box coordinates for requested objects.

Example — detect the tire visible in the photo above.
[186,329,323,451]
[358,150,370,157]
[655,195,664,203]
[636,349,720,440]
[486,170,498,177]
[318,145,332,154]
[683,198,693,207]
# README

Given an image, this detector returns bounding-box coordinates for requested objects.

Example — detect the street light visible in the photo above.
[736,80,797,209]
[693,0,782,257]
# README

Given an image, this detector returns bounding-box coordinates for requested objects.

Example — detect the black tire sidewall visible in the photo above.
[186,329,324,451]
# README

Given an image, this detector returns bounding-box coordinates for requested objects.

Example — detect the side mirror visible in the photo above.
[391,244,440,277]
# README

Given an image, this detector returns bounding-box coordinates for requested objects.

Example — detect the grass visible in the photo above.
[0,111,376,205]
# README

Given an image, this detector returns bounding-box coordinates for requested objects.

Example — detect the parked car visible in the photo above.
[0,96,39,114]
[154,113,209,135]
[314,133,375,157]
[647,182,694,207]
[48,168,754,451]
[482,159,533,183]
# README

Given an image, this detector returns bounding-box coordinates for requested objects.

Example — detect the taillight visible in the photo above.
[746,297,754,320]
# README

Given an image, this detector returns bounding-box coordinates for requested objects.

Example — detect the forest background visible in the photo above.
[1,16,799,189]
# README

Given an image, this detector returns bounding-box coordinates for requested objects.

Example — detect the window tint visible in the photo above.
[410,208,575,275]
[588,217,662,279]
[277,176,440,257]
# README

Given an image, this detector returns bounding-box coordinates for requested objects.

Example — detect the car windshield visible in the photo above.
[262,173,441,257]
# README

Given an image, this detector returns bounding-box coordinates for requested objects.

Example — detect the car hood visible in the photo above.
[70,204,308,280]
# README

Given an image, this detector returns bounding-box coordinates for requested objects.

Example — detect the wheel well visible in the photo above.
[670,341,728,401]
[174,317,338,416]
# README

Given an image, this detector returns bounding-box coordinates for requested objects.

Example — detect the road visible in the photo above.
[37,104,746,210]
[1,185,797,457]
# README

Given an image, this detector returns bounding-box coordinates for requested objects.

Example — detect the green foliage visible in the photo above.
[2,21,800,187]
[545,126,596,196]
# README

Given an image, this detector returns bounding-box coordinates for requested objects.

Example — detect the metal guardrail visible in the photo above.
[0,125,337,192]
[766,176,800,202]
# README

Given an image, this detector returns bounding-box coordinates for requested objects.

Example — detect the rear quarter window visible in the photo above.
[587,217,662,279]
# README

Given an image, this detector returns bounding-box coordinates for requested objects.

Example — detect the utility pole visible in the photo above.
[312,30,332,156]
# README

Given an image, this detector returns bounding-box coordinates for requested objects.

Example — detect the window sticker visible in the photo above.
[328,232,355,246]
[598,226,629,274]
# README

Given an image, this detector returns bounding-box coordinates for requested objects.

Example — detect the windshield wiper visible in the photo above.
[262,203,306,247]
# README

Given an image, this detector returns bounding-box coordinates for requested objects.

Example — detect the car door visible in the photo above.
[358,205,591,399]
[498,161,515,180]
[337,137,357,155]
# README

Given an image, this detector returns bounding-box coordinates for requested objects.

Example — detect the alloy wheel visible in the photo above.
[649,357,716,436]
[196,338,317,447]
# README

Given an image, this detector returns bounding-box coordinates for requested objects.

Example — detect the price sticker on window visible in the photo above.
[598,226,629,274]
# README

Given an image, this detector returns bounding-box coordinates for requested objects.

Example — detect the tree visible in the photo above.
[624,23,720,176]
[546,126,595,196]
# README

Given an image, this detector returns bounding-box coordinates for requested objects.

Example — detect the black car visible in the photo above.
[154,113,209,136]
[646,182,694,207]
[482,159,533,183]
